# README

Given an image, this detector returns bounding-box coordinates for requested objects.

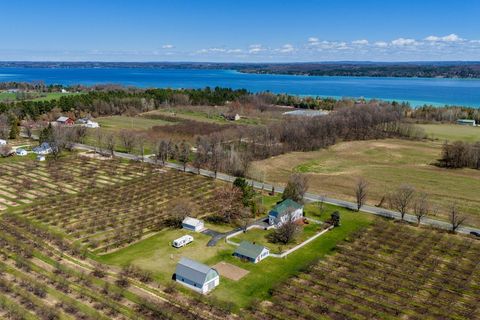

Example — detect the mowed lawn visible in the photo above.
[97,203,372,310]
[251,138,480,226]
[418,123,480,142]
[95,115,175,130]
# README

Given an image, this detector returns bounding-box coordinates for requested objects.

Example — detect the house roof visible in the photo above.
[269,199,303,218]
[182,217,203,227]
[57,116,71,122]
[234,241,267,259]
[175,257,217,285]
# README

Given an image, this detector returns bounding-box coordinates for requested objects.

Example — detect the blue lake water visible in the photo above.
[1,67,480,107]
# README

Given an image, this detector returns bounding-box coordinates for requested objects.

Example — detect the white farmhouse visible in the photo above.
[268,199,304,228]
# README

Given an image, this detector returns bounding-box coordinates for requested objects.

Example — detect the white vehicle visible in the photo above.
[15,148,28,156]
[0,139,6,145]
[172,235,194,248]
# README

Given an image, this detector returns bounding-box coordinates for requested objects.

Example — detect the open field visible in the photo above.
[0,91,79,102]
[95,115,175,131]
[251,138,480,226]
[251,221,480,320]
[418,123,480,142]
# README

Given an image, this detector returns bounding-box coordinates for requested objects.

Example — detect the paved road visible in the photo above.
[72,143,480,236]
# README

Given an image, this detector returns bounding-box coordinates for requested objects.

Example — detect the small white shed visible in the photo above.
[0,139,6,145]
[182,217,204,232]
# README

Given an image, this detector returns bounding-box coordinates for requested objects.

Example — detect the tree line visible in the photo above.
[438,141,480,169]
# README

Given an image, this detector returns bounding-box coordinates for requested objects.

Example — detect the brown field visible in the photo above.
[250,138,480,226]
[213,262,249,281]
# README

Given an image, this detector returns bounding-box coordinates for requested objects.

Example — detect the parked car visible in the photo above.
[470,231,480,238]
[15,148,28,156]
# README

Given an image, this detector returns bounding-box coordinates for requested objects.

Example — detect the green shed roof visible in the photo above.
[234,241,267,259]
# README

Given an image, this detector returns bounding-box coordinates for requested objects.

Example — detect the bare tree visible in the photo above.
[178,141,190,172]
[94,128,104,154]
[105,133,116,157]
[354,178,368,211]
[390,184,415,220]
[282,173,309,202]
[413,192,429,225]
[166,199,197,228]
[449,203,466,233]
[317,194,327,217]
[213,186,244,223]
[119,130,136,154]
[156,140,169,166]
[209,143,223,178]
[268,212,300,244]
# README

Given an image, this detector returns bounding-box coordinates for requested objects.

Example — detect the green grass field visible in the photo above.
[0,91,79,102]
[418,123,480,142]
[96,201,373,310]
[251,138,480,226]
[95,115,175,130]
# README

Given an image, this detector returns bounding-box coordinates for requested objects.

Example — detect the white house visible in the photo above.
[268,199,304,228]
[85,120,100,128]
[36,155,46,162]
[182,217,204,232]
[174,257,220,294]
[233,241,270,263]
[172,235,194,248]
[0,139,6,145]
[15,148,28,156]
[33,142,52,155]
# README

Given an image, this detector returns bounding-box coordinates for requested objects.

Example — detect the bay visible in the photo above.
[1,67,480,107]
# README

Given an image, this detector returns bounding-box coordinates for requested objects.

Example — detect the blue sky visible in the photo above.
[0,0,479,62]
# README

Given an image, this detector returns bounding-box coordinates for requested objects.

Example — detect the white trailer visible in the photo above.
[172,235,194,248]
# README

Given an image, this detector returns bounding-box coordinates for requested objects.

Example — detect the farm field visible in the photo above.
[417,123,480,142]
[17,168,217,253]
[0,91,78,102]
[0,154,148,211]
[250,138,480,226]
[250,221,480,320]
[94,115,175,131]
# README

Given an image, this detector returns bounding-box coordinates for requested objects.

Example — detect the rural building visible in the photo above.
[182,217,204,232]
[174,257,220,294]
[233,241,270,263]
[56,116,74,125]
[222,113,241,121]
[172,235,194,248]
[268,199,304,227]
[85,120,100,128]
[0,139,6,145]
[15,148,27,156]
[36,154,46,161]
[456,119,476,126]
[33,142,52,155]
[282,109,328,117]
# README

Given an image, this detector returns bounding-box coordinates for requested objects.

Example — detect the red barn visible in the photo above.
[56,116,74,125]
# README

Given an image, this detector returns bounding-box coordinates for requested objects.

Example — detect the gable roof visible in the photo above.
[175,257,217,285]
[234,241,267,259]
[57,116,71,122]
[182,217,203,227]
[269,199,303,218]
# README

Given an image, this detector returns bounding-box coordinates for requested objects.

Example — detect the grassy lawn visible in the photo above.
[251,138,480,226]
[417,123,480,142]
[94,115,175,131]
[0,91,79,102]
[95,228,231,282]
[96,200,373,310]
[229,222,322,254]
[144,109,265,126]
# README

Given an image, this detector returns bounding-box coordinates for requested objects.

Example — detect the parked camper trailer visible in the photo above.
[172,235,194,248]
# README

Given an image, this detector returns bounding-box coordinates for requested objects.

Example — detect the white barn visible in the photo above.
[182,217,204,232]
[174,257,219,294]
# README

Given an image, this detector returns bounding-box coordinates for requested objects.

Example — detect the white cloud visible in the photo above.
[162,44,174,49]
[248,44,265,54]
[278,44,295,53]
[308,37,319,43]
[374,41,388,48]
[391,38,417,46]
[425,33,463,42]
[352,39,369,45]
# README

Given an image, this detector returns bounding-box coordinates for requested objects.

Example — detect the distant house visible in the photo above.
[85,120,100,128]
[36,154,46,162]
[0,139,6,145]
[456,119,476,126]
[222,113,241,121]
[233,241,270,263]
[56,116,74,125]
[182,217,204,232]
[268,199,304,227]
[15,148,28,156]
[174,257,220,294]
[33,142,52,155]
